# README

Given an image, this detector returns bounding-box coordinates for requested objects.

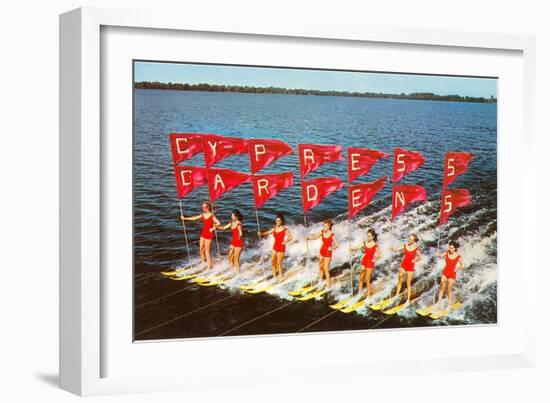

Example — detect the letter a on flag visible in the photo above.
[206,168,251,202]
[439,188,471,225]
[347,147,389,182]
[443,152,474,189]
[252,172,294,209]
[170,133,205,165]
[301,176,344,214]
[174,166,208,199]
[248,139,294,173]
[298,144,343,178]
[393,147,425,182]
[348,177,387,219]
[203,134,249,167]
[392,184,427,219]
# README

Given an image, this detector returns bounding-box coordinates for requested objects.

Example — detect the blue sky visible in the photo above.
[134,61,497,98]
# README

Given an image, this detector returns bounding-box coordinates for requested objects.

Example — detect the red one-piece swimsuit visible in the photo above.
[361,242,377,269]
[272,227,287,253]
[319,230,334,258]
[200,213,215,240]
[401,244,418,272]
[230,223,243,248]
[443,252,460,279]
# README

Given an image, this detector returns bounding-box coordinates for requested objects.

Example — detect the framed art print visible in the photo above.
[132,61,497,341]
[60,7,536,396]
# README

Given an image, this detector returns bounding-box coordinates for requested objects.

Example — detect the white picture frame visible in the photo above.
[59,6,537,396]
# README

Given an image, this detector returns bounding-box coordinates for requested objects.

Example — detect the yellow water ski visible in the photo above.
[294,288,328,301]
[369,297,395,311]
[329,297,352,310]
[290,284,316,296]
[340,298,367,313]
[429,302,463,320]
[416,304,436,316]
[382,302,411,315]
[246,282,276,294]
[239,276,269,291]
[199,276,232,287]
[169,273,198,281]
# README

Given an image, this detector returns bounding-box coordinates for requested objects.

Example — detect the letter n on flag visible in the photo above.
[203,134,249,167]
[443,152,474,189]
[298,144,343,178]
[392,184,427,219]
[301,176,344,214]
[174,166,208,199]
[348,177,387,219]
[206,168,251,202]
[347,147,389,182]
[252,172,294,209]
[393,147,425,182]
[439,188,471,225]
[170,133,205,165]
[249,139,294,173]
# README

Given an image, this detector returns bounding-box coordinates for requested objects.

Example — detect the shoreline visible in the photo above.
[134,82,497,104]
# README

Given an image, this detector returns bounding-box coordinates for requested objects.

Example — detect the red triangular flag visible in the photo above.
[392,184,427,219]
[393,147,425,182]
[174,166,208,199]
[249,139,294,174]
[347,147,389,182]
[443,152,474,189]
[301,176,344,214]
[203,134,249,167]
[206,168,251,202]
[170,133,204,164]
[298,144,343,178]
[348,177,387,219]
[439,188,471,225]
[252,172,294,209]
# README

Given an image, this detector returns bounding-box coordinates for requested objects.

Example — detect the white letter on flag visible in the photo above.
[180,170,191,185]
[395,191,405,207]
[207,140,218,157]
[176,138,190,155]
[304,148,314,164]
[254,144,266,162]
[214,174,225,190]
[306,185,318,202]
[351,153,360,171]
[257,179,269,195]
[351,188,361,207]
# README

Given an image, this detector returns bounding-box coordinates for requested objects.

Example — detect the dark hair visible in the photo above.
[324,219,333,229]
[367,228,378,242]
[410,233,419,243]
[201,201,212,212]
[232,209,243,222]
[448,241,459,250]
[275,213,285,225]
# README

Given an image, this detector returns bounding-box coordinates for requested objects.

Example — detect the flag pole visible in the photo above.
[201,136,221,257]
[254,205,267,278]
[178,199,192,267]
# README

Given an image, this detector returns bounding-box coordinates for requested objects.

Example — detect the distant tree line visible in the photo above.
[134,81,497,103]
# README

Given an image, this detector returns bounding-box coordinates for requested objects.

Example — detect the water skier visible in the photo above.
[305,219,339,288]
[181,201,220,270]
[349,228,381,297]
[258,213,293,280]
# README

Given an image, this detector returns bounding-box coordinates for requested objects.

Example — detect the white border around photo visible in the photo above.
[59,6,537,396]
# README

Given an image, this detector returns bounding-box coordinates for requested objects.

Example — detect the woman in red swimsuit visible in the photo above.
[305,219,339,288]
[349,228,381,297]
[391,233,422,305]
[217,209,244,273]
[181,201,220,270]
[258,213,293,280]
[436,241,465,306]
